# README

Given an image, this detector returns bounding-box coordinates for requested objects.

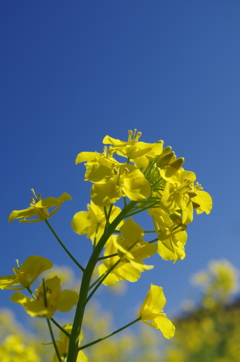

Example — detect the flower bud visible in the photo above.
[157,151,175,167]
[169,157,185,170]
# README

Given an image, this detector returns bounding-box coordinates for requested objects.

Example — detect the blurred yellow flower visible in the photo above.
[45,324,88,362]
[10,276,78,318]
[0,255,52,290]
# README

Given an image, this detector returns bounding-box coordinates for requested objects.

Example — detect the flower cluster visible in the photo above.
[74,130,212,267]
[4,130,212,362]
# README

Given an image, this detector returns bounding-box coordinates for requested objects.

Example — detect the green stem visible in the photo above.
[86,259,121,304]
[31,189,84,271]
[97,253,118,260]
[67,201,136,362]
[88,273,106,291]
[148,238,158,244]
[88,223,143,304]
[26,286,37,300]
[93,223,100,249]
[46,318,62,362]
[79,317,141,351]
[50,318,70,338]
[44,219,85,272]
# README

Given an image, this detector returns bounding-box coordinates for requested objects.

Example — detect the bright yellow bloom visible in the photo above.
[149,208,187,263]
[91,163,151,206]
[10,276,78,318]
[72,201,123,244]
[113,218,157,271]
[0,255,53,290]
[160,169,212,224]
[76,151,118,183]
[103,130,164,161]
[98,219,157,286]
[98,235,142,285]
[8,192,72,223]
[76,146,151,206]
[45,324,88,362]
[138,284,175,339]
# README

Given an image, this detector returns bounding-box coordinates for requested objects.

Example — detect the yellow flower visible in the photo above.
[149,208,187,263]
[8,192,72,223]
[98,235,142,285]
[72,201,123,244]
[103,130,164,161]
[91,163,151,206]
[75,151,118,183]
[45,324,88,362]
[160,169,212,224]
[113,218,157,271]
[0,255,53,290]
[98,219,157,286]
[10,276,78,318]
[138,284,175,339]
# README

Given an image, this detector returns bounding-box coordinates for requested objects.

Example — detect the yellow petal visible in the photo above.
[10,291,31,304]
[193,191,212,214]
[122,172,151,200]
[72,211,92,235]
[57,290,78,312]
[75,151,101,164]
[139,284,166,319]
[20,255,53,275]
[77,351,89,362]
[98,264,120,286]
[120,218,144,245]
[153,314,175,338]
[0,275,20,290]
[91,181,121,206]
[57,192,72,202]
[102,135,127,147]
[8,207,36,222]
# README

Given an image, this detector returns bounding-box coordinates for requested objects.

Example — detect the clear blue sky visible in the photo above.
[1,1,240,329]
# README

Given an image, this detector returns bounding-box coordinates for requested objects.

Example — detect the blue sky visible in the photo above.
[1,1,240,330]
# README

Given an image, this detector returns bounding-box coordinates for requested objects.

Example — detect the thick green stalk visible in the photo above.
[67,201,136,362]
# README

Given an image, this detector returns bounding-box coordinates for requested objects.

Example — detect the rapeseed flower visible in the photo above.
[9,192,72,223]
[90,163,151,205]
[149,208,187,262]
[113,218,157,270]
[160,169,212,224]
[0,255,53,290]
[10,276,78,318]
[72,201,122,244]
[98,235,143,285]
[138,284,175,339]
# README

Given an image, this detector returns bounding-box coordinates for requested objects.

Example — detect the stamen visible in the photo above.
[136,132,142,141]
